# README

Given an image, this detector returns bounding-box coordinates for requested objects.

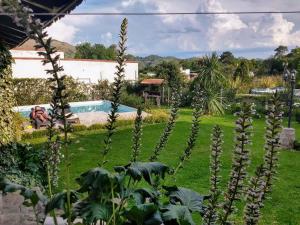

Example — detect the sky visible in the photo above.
[46,0,300,59]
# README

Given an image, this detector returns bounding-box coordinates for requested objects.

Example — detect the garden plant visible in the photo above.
[0,1,285,225]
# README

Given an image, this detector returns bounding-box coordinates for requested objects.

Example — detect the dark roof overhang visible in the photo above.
[0,0,83,49]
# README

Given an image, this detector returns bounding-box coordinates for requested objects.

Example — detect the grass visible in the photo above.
[26,109,300,224]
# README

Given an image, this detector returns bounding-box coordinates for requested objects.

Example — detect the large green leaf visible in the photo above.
[115,162,169,185]
[131,188,160,205]
[164,186,206,214]
[124,202,162,225]
[45,191,79,217]
[161,205,195,225]
[76,167,123,193]
[0,177,47,207]
[73,201,112,224]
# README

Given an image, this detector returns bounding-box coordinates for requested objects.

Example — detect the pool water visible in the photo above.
[14,100,136,118]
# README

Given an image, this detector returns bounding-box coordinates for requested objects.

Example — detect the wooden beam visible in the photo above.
[22,0,54,12]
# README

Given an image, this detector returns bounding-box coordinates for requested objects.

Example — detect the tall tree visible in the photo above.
[220,51,235,64]
[198,52,225,89]
[154,61,184,89]
[274,45,288,58]
[234,60,250,81]
[74,42,117,60]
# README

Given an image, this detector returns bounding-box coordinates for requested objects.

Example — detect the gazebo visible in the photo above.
[140,78,166,106]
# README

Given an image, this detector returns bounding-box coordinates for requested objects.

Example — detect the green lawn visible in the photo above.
[28,109,300,224]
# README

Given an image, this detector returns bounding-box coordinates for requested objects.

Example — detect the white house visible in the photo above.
[10,49,139,83]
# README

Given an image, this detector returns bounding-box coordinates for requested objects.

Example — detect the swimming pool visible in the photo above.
[14,100,136,118]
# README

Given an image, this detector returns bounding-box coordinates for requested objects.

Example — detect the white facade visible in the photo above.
[10,50,138,83]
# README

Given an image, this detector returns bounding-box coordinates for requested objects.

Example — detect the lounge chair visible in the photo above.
[29,110,49,129]
[59,106,80,124]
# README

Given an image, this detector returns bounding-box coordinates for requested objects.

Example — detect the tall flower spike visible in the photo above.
[149,90,181,161]
[243,165,266,225]
[172,84,203,176]
[243,92,283,225]
[203,125,223,225]
[131,107,143,162]
[219,103,254,225]
[101,18,128,166]
[261,92,283,198]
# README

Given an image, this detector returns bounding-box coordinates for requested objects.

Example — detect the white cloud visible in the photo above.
[100,32,113,45]
[46,0,300,57]
[46,21,79,43]
[46,15,97,43]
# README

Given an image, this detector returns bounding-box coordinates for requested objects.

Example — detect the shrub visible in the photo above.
[72,124,88,132]
[293,140,300,151]
[0,142,46,187]
[12,112,27,141]
[13,77,90,106]
[295,108,300,123]
[22,129,49,139]
[225,103,241,114]
[120,91,144,108]
[145,109,169,124]
[87,123,106,130]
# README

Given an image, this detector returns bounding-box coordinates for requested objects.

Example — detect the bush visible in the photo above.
[22,129,49,139]
[145,109,169,124]
[21,110,169,140]
[293,140,300,151]
[87,123,106,130]
[120,92,144,108]
[295,108,300,123]
[13,77,90,106]
[225,103,241,114]
[0,142,46,187]
[72,124,88,132]
[12,112,27,141]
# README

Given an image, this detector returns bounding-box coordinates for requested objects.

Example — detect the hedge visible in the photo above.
[22,110,169,140]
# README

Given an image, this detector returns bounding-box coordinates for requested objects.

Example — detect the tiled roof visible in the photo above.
[141,79,165,85]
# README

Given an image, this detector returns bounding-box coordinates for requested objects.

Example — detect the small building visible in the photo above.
[141,78,166,106]
[180,67,198,80]
[10,49,139,83]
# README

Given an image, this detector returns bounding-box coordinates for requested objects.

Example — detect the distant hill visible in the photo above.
[127,54,181,70]
[14,39,76,58]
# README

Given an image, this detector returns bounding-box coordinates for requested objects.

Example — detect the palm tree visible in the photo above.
[198,52,226,90]
[192,53,226,115]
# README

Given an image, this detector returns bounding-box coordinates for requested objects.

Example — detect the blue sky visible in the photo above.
[46,0,300,59]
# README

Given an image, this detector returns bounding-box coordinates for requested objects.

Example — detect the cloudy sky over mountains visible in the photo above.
[46,0,300,58]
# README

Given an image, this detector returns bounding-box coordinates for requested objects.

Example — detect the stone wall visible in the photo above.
[0,192,36,225]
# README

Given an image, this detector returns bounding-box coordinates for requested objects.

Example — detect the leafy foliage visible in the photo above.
[0,142,46,186]
[0,3,286,225]
[0,43,15,146]
[74,42,117,60]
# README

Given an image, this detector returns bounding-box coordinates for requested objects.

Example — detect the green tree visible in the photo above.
[274,45,288,58]
[234,60,250,81]
[192,53,226,115]
[197,53,225,89]
[74,42,117,60]
[154,61,184,89]
[220,51,235,64]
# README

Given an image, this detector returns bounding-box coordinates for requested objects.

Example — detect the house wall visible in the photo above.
[10,50,64,59]
[11,58,138,83]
